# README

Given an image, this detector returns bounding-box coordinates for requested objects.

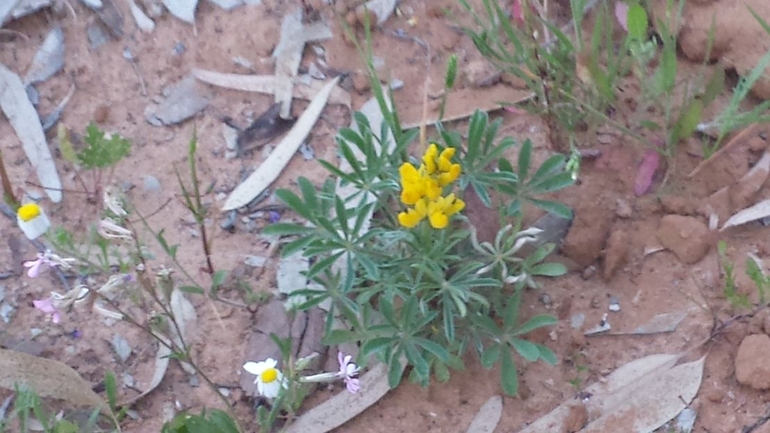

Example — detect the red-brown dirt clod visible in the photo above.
[656,215,712,264]
[735,334,770,390]
[602,229,629,281]
[561,208,611,267]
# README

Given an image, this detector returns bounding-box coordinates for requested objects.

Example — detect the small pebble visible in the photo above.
[570,313,586,329]
[122,373,135,387]
[189,375,200,387]
[172,42,186,55]
[616,199,633,218]
[608,297,621,312]
[221,210,237,232]
[64,345,77,356]
[143,175,161,193]
[30,328,43,337]
[216,192,227,201]
[538,293,553,307]
[218,388,231,397]
[0,303,13,323]
[244,255,266,267]
[111,334,132,363]
[590,295,602,309]
[581,265,597,280]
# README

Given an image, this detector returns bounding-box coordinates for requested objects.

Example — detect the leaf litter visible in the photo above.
[0,348,107,413]
[24,26,64,86]
[518,353,705,433]
[0,63,62,202]
[222,76,339,211]
[192,68,351,107]
[162,0,198,24]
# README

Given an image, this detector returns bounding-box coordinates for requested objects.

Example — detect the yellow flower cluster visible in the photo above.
[398,144,465,229]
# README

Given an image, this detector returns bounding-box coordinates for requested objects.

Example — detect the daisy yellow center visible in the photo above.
[261,368,278,383]
[18,203,41,222]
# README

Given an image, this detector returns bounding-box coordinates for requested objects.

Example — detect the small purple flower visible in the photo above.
[33,297,61,324]
[268,210,282,223]
[337,352,360,394]
[23,254,46,278]
[71,329,82,339]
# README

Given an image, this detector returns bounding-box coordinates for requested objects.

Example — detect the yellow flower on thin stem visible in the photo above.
[398,198,428,228]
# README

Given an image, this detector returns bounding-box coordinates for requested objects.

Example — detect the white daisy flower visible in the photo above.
[17,203,50,240]
[243,358,286,399]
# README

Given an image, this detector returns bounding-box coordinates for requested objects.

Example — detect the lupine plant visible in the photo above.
[265,95,575,395]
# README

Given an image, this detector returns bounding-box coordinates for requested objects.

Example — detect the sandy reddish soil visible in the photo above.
[2,0,770,432]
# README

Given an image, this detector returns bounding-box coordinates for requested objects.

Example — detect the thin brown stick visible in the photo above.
[0,150,18,207]
[688,123,761,178]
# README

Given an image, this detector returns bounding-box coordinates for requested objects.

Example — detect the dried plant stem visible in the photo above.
[0,150,18,208]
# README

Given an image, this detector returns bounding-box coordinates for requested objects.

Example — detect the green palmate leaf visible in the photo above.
[179,285,205,295]
[500,348,519,396]
[281,235,315,258]
[511,338,539,361]
[503,290,522,330]
[414,337,451,364]
[536,343,558,365]
[77,123,131,169]
[388,352,405,388]
[530,262,567,277]
[527,198,573,218]
[528,171,575,193]
[275,188,312,219]
[433,359,451,382]
[517,139,532,180]
[513,314,558,336]
[361,337,394,358]
[104,371,118,411]
[445,54,458,89]
[298,177,319,212]
[626,4,648,41]
[480,344,501,368]
[656,43,677,93]
[671,99,703,144]
[211,270,227,288]
[405,343,430,380]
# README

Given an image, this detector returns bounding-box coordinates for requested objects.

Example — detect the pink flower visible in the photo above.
[33,297,61,324]
[337,352,360,394]
[23,251,75,278]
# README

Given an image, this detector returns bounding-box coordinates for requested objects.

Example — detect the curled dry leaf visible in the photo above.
[192,69,351,107]
[518,353,705,433]
[634,149,660,196]
[0,348,107,413]
[0,63,62,202]
[222,77,339,211]
[24,26,64,85]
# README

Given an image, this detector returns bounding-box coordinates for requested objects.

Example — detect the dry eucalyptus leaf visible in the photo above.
[119,338,170,406]
[162,0,197,23]
[126,0,155,33]
[722,198,770,231]
[169,288,197,375]
[0,63,62,202]
[362,0,398,25]
[285,361,405,433]
[192,68,350,107]
[272,9,332,118]
[0,349,106,412]
[400,86,535,129]
[24,26,64,85]
[614,311,687,335]
[518,354,705,433]
[466,396,502,433]
[222,77,339,211]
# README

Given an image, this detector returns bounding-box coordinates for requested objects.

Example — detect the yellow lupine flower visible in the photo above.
[426,194,465,229]
[398,198,428,228]
[399,163,425,205]
[422,144,439,174]
[438,163,461,186]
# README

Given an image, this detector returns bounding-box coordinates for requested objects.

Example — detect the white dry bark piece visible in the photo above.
[722,198,770,231]
[0,349,107,413]
[285,360,405,433]
[126,0,155,33]
[0,64,62,202]
[362,0,398,25]
[466,396,503,433]
[207,0,244,10]
[272,9,332,118]
[517,354,705,433]
[80,0,103,8]
[222,77,339,211]
[0,1,21,27]
[162,0,197,24]
[24,26,64,85]
[192,68,350,107]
